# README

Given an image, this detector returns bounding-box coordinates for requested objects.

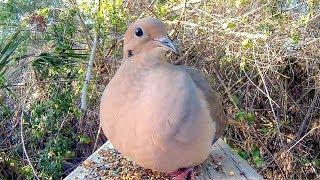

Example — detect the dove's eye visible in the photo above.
[135,27,144,37]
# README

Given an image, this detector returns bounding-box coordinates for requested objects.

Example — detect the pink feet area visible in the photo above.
[168,167,195,180]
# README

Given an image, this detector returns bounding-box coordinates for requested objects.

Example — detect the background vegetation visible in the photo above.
[0,0,319,179]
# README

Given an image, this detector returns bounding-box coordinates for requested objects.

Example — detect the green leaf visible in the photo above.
[245,112,256,124]
[38,8,50,18]
[222,22,236,30]
[290,31,301,44]
[235,111,256,124]
[235,111,245,121]
[0,30,24,68]
[241,38,253,49]
[64,150,75,159]
[312,159,320,167]
[21,165,33,177]
[240,57,246,70]
[234,0,250,8]
[78,134,91,144]
[237,150,250,160]
[259,127,269,134]
[251,147,263,167]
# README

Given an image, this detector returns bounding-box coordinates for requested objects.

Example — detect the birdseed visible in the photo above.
[80,148,170,180]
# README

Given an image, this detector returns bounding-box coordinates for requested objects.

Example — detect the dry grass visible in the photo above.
[1,0,319,179]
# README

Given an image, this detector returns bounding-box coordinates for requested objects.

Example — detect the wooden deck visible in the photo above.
[65,139,263,179]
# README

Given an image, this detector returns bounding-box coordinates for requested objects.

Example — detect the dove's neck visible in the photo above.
[117,50,169,86]
[143,48,167,63]
[125,48,167,69]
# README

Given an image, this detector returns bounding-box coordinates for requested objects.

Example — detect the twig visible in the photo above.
[68,0,93,47]
[81,35,98,110]
[92,123,102,153]
[20,88,39,180]
[170,0,203,11]
[250,125,286,178]
[173,44,195,65]
[272,2,304,17]
[254,41,284,147]
[234,2,270,22]
[287,125,320,152]
[136,0,155,19]
[295,90,319,140]
[243,70,280,108]
[165,20,267,40]
[302,37,320,46]
[212,68,240,111]
[192,8,222,25]
[138,0,158,18]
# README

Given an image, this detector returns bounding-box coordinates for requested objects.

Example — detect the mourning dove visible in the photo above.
[100,17,227,179]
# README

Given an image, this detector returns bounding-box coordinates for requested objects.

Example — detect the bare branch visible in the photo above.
[287,125,320,152]
[81,35,98,110]
[20,88,39,180]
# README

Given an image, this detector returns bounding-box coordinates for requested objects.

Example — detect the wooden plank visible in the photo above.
[65,139,263,180]
[196,139,263,179]
[64,141,114,179]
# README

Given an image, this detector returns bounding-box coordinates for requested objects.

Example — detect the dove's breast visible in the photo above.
[100,64,214,172]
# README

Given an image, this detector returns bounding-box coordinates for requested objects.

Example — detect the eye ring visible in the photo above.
[135,27,144,37]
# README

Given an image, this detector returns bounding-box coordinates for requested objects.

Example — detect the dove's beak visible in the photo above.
[155,37,179,54]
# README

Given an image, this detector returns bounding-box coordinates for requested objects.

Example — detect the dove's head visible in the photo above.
[123,17,178,60]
